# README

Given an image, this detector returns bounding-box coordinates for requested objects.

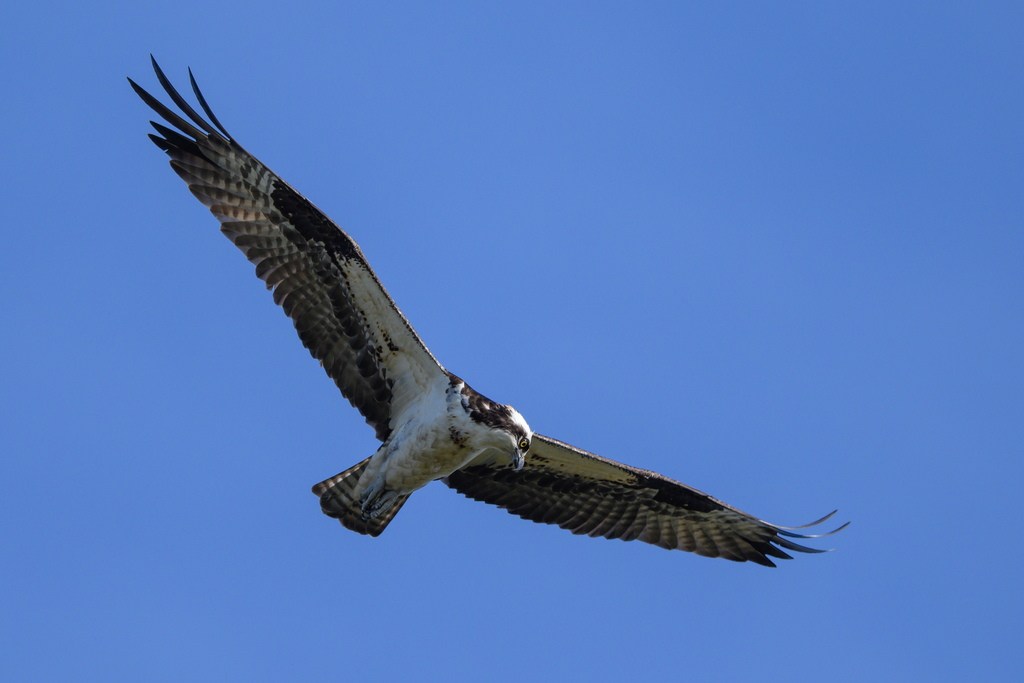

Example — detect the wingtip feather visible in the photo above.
[150,56,227,141]
[189,66,233,140]
[773,509,837,530]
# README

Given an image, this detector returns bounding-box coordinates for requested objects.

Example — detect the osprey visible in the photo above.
[130,58,847,567]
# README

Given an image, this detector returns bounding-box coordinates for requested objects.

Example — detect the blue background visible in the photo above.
[2,2,1021,681]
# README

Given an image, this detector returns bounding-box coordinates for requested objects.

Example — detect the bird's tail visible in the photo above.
[312,458,410,537]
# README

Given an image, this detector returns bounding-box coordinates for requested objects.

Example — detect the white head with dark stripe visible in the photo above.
[501,406,533,471]
[464,390,533,470]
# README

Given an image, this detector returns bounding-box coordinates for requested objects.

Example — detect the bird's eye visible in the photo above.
[519,439,530,451]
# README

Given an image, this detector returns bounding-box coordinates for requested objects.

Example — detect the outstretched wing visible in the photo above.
[445,434,847,566]
[130,58,448,441]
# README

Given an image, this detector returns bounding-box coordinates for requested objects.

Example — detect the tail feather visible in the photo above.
[312,458,409,537]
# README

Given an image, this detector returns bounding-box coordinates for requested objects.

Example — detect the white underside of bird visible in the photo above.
[353,375,532,519]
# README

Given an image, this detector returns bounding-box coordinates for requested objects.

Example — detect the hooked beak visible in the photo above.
[507,447,525,472]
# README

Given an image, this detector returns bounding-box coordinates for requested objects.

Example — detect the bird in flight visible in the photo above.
[130,57,846,566]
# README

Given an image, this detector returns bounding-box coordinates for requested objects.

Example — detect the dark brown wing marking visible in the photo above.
[445,434,847,566]
[130,57,447,441]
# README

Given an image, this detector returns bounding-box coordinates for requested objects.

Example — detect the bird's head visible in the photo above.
[459,378,533,470]
[470,401,532,471]
[500,405,533,471]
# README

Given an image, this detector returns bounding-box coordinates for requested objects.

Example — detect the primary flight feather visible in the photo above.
[130,57,846,566]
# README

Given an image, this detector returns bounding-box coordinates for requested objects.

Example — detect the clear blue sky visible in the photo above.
[2,2,1021,681]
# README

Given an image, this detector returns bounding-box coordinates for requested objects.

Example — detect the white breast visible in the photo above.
[372,377,498,495]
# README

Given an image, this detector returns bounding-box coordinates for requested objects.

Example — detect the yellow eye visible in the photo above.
[519,439,530,450]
